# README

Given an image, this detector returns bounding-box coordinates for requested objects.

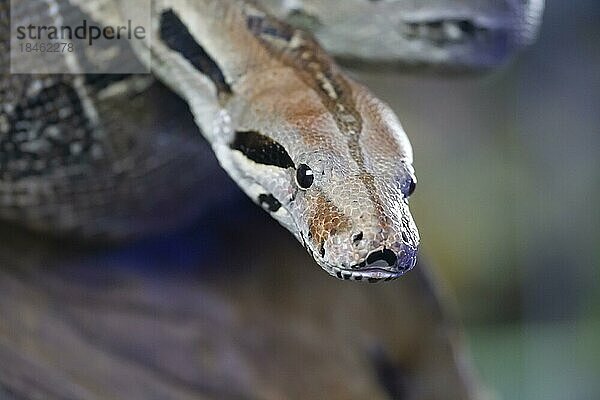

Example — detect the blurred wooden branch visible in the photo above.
[0,208,482,400]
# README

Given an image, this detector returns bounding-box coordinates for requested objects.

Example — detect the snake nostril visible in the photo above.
[366,249,397,267]
[352,231,363,244]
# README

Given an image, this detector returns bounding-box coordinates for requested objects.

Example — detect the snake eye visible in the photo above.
[296,164,314,189]
[408,178,416,196]
[403,176,417,198]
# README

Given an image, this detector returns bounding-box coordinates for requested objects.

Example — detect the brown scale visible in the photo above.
[308,192,351,256]
[245,8,392,233]
[243,7,361,132]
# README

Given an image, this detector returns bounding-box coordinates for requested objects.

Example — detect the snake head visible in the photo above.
[220,72,420,282]
[206,8,420,281]
[301,183,419,282]
[290,137,419,283]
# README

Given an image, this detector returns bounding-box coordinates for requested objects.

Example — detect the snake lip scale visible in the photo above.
[330,266,404,283]
[325,247,418,283]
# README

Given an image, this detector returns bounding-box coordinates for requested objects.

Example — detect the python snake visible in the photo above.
[0,0,543,281]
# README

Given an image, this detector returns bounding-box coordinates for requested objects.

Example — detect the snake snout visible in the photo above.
[361,243,417,272]
[322,231,418,281]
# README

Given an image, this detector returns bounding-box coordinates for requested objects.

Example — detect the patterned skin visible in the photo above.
[142,0,419,280]
[0,0,232,239]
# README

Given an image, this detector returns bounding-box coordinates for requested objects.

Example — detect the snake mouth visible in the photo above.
[400,15,505,44]
[327,248,417,283]
[395,14,516,69]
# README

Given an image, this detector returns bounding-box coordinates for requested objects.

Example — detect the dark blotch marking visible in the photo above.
[230,131,294,168]
[352,231,363,243]
[159,9,232,95]
[85,74,132,91]
[342,272,352,280]
[319,242,326,258]
[336,271,343,279]
[258,193,281,212]
[354,275,363,281]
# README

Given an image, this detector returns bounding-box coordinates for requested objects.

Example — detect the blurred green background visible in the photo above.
[356,1,600,399]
